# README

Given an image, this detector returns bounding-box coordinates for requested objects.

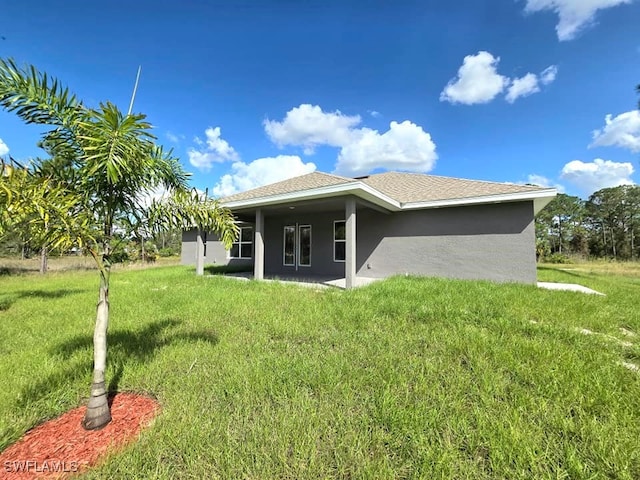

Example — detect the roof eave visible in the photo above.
[222,183,557,214]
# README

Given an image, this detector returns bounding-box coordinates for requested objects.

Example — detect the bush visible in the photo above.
[545,253,571,264]
[158,247,178,257]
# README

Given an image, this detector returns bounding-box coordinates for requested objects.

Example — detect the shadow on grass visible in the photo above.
[537,266,594,281]
[16,318,219,408]
[204,264,253,275]
[0,289,87,312]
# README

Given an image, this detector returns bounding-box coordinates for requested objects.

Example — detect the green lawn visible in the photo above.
[0,264,638,479]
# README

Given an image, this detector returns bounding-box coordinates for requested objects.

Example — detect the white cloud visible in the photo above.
[540,65,558,85]
[187,127,239,171]
[441,51,557,105]
[505,65,559,103]
[525,174,566,192]
[439,51,510,105]
[0,138,9,157]
[264,104,438,176]
[166,131,185,144]
[368,110,381,118]
[560,158,635,194]
[213,155,317,197]
[523,0,634,41]
[505,73,541,103]
[264,104,360,154]
[334,121,437,177]
[590,110,640,152]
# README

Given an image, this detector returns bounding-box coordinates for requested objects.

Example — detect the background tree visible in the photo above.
[0,58,238,430]
[535,193,585,256]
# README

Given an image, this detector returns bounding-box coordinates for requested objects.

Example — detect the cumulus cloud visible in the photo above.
[368,110,381,118]
[590,110,640,152]
[264,104,438,176]
[0,138,9,157]
[525,174,566,192]
[264,104,360,154]
[560,158,635,194]
[523,0,634,41]
[441,51,557,105]
[188,127,239,171]
[213,155,317,197]
[334,121,437,177]
[505,65,558,103]
[440,51,510,105]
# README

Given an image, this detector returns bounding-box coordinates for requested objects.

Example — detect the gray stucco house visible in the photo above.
[182,171,556,287]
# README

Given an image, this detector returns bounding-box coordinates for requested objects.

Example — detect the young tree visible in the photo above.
[0,58,238,429]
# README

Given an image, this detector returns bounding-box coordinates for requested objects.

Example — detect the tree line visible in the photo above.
[536,185,640,261]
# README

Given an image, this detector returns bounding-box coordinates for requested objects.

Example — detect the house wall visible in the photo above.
[263,211,345,277]
[356,201,537,283]
[181,229,253,269]
[181,201,537,283]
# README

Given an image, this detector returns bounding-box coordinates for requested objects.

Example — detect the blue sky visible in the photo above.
[1,0,639,199]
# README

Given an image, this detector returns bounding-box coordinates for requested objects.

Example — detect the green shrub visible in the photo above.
[545,252,571,264]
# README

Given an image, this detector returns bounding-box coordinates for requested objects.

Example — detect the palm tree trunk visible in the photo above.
[39,246,48,274]
[82,256,112,430]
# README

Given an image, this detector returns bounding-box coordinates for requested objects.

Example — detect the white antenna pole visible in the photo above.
[127,65,142,116]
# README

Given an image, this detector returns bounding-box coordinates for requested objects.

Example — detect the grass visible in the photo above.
[0,262,639,479]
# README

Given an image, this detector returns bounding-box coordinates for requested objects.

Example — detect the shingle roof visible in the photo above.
[220,172,353,202]
[360,171,544,204]
[219,170,554,209]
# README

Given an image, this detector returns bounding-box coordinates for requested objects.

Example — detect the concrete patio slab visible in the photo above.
[212,272,381,289]
[537,282,605,296]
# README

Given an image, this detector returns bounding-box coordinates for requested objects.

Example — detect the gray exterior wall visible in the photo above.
[356,201,537,284]
[263,211,345,277]
[181,228,253,269]
[182,201,537,283]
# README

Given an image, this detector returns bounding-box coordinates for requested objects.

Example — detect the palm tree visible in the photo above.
[0,58,238,430]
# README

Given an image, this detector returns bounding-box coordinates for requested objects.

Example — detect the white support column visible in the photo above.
[195,229,204,276]
[345,198,357,289]
[254,209,265,281]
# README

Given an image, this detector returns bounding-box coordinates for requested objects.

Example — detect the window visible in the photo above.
[298,225,311,266]
[283,225,296,266]
[334,220,345,262]
[230,226,253,259]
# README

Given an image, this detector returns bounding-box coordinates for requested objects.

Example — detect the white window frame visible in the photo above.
[333,220,346,263]
[229,226,253,259]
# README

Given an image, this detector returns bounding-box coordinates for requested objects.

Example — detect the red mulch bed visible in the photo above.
[0,393,160,479]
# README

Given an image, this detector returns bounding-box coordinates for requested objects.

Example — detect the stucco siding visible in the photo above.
[264,211,345,277]
[356,202,537,283]
[182,201,537,283]
[181,229,252,268]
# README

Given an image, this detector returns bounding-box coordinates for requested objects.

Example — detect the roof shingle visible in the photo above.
[219,170,552,207]
[360,172,544,204]
[220,172,353,202]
